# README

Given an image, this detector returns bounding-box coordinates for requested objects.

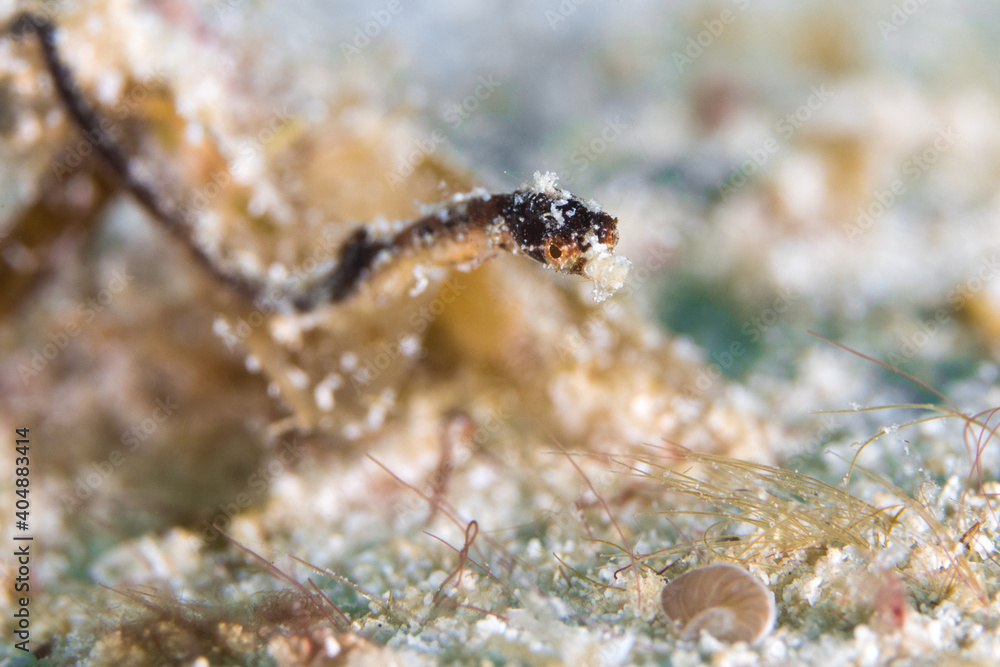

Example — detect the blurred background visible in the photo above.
[3,0,1000,662]
[263,0,1000,470]
[5,0,1000,482]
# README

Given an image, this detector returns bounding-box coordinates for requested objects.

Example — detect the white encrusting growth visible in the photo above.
[581,235,632,302]
[530,170,563,197]
[549,201,567,226]
[409,264,430,296]
[528,172,603,213]
[286,366,309,389]
[313,373,343,412]
[244,354,261,374]
[340,352,358,371]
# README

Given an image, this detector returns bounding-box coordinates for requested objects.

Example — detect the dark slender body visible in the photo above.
[7,13,626,310]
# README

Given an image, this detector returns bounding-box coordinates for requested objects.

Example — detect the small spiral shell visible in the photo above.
[660,564,776,645]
